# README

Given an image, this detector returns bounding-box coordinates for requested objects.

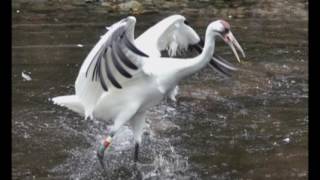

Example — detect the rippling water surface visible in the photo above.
[12,1,308,179]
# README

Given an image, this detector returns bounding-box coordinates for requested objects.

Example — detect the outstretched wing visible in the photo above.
[134,14,200,57]
[134,14,237,78]
[75,18,148,118]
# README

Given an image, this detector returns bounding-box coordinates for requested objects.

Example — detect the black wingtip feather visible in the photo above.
[92,57,100,81]
[104,54,122,89]
[122,35,149,57]
[111,43,133,78]
[209,59,232,77]
[114,42,138,70]
[199,38,204,46]
[98,56,109,91]
[212,55,237,70]
[84,24,150,91]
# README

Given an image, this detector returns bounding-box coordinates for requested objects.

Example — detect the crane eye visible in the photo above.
[224,28,230,34]
[184,20,189,25]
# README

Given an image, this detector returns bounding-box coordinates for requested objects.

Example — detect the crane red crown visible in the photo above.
[220,20,230,30]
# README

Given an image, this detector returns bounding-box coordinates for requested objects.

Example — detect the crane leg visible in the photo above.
[168,86,179,102]
[97,104,140,168]
[130,111,146,163]
[97,132,114,169]
[134,143,139,162]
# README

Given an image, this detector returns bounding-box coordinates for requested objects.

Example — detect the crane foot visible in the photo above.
[97,136,112,169]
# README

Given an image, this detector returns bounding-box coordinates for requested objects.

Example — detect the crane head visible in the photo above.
[210,20,246,62]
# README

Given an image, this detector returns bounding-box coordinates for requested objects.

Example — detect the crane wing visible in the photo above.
[135,15,200,57]
[134,15,237,78]
[75,18,149,118]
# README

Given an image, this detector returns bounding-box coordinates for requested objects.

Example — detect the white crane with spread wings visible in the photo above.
[52,15,245,168]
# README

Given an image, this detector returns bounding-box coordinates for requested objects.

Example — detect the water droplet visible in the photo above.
[243,129,249,139]
[22,71,32,81]
[23,132,30,139]
[231,169,237,173]
[265,174,271,178]
[277,82,282,87]
[217,114,226,119]
[222,162,228,167]
[273,142,278,146]
[298,172,307,177]
[283,137,290,143]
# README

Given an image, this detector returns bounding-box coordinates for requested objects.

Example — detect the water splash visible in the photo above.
[50,102,193,179]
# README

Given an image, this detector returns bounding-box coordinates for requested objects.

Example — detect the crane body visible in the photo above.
[52,15,245,167]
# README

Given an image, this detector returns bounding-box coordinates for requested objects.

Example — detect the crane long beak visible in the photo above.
[223,31,245,62]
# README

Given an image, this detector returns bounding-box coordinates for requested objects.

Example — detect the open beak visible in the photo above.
[223,31,245,62]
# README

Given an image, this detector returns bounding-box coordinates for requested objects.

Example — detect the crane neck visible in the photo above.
[177,29,217,79]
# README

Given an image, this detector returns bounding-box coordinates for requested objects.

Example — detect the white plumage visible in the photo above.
[52,15,245,166]
[53,15,199,119]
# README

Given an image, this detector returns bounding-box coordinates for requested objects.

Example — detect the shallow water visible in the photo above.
[12,1,308,179]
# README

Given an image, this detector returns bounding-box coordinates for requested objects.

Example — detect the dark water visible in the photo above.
[12,1,308,179]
